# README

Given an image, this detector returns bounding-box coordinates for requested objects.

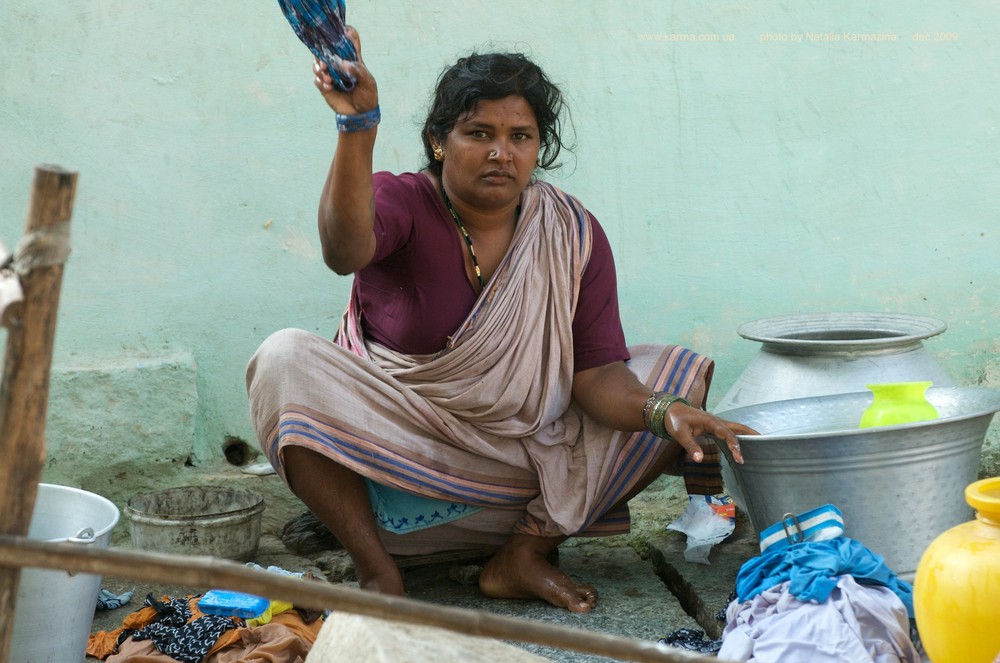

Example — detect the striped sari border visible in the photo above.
[267,410,537,509]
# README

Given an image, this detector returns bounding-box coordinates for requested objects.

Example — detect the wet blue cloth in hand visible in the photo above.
[735,536,914,617]
[277,0,359,91]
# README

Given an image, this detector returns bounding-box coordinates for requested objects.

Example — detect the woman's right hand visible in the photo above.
[315,25,380,274]
[661,404,757,465]
[313,26,379,115]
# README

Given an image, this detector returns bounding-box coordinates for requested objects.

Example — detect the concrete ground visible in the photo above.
[86,473,756,661]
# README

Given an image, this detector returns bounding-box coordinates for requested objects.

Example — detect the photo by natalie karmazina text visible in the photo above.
[759,31,899,43]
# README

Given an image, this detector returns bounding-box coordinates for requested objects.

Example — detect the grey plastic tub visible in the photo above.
[716,387,1000,581]
[12,484,120,662]
[125,485,264,560]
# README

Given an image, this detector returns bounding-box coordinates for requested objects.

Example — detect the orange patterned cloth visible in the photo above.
[87,596,322,661]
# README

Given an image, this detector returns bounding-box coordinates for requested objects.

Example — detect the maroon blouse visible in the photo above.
[352,171,629,371]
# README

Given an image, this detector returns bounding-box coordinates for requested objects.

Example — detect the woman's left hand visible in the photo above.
[661,403,757,464]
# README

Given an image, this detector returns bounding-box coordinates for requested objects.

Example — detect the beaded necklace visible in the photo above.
[441,188,485,291]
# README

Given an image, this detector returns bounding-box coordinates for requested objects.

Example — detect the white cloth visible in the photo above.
[719,576,920,663]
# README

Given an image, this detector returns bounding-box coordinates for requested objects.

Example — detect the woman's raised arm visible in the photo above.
[314,27,380,274]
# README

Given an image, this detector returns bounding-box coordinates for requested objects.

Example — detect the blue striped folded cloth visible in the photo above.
[277,0,359,91]
[758,503,845,554]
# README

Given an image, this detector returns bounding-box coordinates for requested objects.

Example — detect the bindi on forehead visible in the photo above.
[460,118,537,133]
[458,104,537,131]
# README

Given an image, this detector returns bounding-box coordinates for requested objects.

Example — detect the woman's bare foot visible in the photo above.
[479,534,598,613]
[358,565,405,596]
[351,542,406,596]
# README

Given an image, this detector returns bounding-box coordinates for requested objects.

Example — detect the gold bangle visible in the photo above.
[642,392,659,430]
[647,393,690,439]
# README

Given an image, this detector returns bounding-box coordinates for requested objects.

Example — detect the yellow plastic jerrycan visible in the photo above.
[914,477,1000,662]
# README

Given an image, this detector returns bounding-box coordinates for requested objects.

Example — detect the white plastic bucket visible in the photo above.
[11,484,120,662]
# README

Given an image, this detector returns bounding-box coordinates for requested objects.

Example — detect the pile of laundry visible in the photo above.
[87,566,324,663]
[719,535,920,661]
[663,504,923,662]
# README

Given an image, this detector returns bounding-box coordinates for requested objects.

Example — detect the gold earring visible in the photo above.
[535,158,541,168]
[433,145,444,161]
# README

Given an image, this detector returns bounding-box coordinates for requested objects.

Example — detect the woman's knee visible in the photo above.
[250,328,316,369]
[247,328,324,393]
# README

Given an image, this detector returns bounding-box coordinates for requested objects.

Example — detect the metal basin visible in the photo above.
[716,387,1000,581]
[125,485,265,560]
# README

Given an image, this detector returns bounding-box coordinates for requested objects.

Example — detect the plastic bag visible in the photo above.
[667,495,736,564]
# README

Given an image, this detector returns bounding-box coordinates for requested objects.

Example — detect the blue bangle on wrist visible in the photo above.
[335,105,380,133]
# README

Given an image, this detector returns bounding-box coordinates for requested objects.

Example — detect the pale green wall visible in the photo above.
[2,2,997,487]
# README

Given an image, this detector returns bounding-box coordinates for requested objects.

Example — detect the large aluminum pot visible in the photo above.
[12,484,120,662]
[716,387,1000,581]
[715,311,953,412]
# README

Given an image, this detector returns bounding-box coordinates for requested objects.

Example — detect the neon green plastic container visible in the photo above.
[859,381,939,428]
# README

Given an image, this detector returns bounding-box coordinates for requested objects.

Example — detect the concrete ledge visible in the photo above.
[43,352,198,505]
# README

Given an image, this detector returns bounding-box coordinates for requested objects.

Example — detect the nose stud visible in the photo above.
[489,149,499,160]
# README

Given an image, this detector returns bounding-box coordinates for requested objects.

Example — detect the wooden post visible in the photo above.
[0,165,77,661]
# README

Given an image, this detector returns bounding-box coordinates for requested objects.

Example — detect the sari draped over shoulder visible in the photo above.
[247,180,716,541]
[334,180,590,442]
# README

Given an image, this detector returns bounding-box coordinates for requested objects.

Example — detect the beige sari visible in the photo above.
[247,180,715,548]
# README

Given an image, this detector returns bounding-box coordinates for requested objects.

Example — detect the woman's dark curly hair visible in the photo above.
[422,52,569,177]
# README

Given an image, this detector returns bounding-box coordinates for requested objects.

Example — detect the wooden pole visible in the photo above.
[0,165,77,662]
[0,536,730,663]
